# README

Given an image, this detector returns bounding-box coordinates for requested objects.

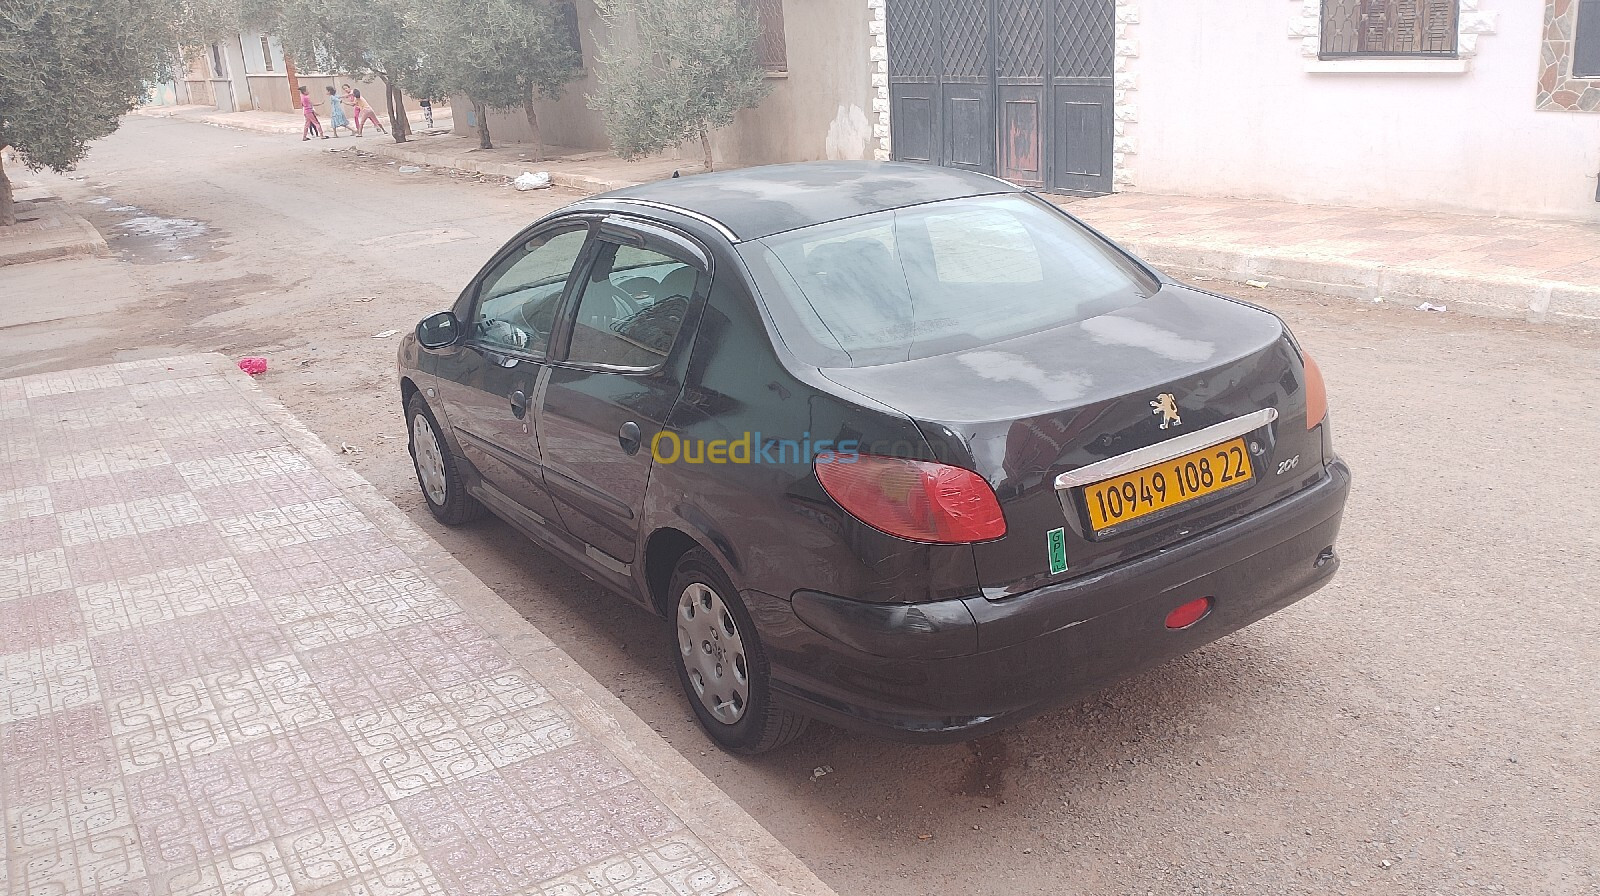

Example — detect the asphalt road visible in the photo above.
[5,116,1598,896]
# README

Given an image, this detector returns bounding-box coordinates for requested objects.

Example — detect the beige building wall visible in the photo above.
[456,0,876,168]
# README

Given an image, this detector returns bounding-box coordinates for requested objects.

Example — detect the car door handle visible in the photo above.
[509,390,528,419]
[619,421,641,456]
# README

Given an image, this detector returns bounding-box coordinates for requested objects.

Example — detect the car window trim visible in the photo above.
[461,217,598,362]
[602,198,738,242]
[599,216,712,269]
[546,217,712,375]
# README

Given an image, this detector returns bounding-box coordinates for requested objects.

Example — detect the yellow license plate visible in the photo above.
[1083,437,1254,532]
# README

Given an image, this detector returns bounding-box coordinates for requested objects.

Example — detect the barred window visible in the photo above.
[1320,0,1459,58]
[749,0,787,72]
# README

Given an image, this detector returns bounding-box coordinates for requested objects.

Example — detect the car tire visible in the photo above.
[406,393,485,526]
[668,549,807,754]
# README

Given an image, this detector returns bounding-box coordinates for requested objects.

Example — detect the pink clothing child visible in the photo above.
[298,86,326,141]
[343,85,386,136]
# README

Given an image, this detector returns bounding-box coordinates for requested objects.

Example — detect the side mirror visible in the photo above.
[416,311,460,349]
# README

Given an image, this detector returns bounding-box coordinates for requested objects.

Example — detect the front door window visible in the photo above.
[471,227,589,356]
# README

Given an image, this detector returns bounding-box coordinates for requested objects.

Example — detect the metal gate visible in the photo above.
[886,0,1115,195]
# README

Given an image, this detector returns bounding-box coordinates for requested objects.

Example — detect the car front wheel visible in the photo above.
[669,549,806,754]
[406,393,485,526]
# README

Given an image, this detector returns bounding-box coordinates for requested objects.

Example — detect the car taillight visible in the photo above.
[1302,349,1327,430]
[814,453,1007,544]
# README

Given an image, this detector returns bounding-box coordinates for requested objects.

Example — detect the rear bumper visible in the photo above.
[759,459,1351,742]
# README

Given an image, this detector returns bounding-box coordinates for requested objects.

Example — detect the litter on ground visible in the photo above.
[514,171,553,191]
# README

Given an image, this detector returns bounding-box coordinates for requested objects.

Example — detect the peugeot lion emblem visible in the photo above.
[1151,393,1181,430]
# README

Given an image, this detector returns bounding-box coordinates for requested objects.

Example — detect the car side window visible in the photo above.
[471,227,589,356]
[565,242,701,369]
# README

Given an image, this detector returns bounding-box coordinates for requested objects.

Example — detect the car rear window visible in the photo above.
[741,194,1155,366]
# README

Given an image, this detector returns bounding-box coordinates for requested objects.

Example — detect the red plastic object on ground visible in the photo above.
[237,357,268,376]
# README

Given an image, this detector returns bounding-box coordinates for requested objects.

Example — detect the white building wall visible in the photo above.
[1133,0,1600,221]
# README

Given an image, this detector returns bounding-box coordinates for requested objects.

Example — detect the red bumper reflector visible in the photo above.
[1165,596,1212,630]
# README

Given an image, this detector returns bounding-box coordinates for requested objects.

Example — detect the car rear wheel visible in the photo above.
[406,394,485,526]
[668,549,806,754]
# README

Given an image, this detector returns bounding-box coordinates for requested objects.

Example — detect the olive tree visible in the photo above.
[0,0,178,225]
[410,0,579,156]
[587,0,769,172]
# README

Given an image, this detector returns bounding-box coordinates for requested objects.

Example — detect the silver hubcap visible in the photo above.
[676,582,749,724]
[412,413,448,506]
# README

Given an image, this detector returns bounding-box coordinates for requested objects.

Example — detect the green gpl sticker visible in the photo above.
[1047,527,1068,575]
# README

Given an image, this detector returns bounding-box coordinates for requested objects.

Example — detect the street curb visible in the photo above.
[205,117,300,136]
[1112,237,1600,326]
[133,105,441,138]
[355,139,638,194]
[217,353,839,896]
[0,213,109,267]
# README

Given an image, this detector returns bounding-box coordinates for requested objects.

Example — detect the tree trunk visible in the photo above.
[381,74,409,143]
[390,84,410,142]
[699,129,713,173]
[522,87,544,162]
[473,100,493,150]
[0,151,14,227]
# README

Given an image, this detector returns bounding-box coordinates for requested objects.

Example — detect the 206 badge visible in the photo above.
[1150,393,1182,430]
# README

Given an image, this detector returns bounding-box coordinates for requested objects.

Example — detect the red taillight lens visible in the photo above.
[1165,596,1212,630]
[1302,349,1327,430]
[814,453,1007,544]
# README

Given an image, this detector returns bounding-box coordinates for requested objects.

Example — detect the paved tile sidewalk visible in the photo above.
[1065,193,1600,323]
[0,355,835,896]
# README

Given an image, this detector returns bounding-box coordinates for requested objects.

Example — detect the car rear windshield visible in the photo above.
[741,194,1155,367]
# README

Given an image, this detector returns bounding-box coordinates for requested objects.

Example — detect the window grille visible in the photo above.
[1320,0,1458,58]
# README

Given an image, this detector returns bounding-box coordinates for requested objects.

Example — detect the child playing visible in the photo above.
[343,85,386,136]
[298,86,326,141]
[324,85,353,137]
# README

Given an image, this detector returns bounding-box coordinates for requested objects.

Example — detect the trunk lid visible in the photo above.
[820,284,1327,597]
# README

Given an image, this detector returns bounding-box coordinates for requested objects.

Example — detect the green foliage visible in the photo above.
[175,0,269,44]
[273,0,417,86]
[410,0,579,110]
[588,0,770,163]
[0,0,179,173]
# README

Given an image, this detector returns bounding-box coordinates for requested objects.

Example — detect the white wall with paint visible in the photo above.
[825,105,873,160]
[1132,0,1600,221]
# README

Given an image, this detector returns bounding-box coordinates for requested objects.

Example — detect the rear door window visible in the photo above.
[563,243,701,369]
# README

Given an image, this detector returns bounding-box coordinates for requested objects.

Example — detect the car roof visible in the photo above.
[584,161,1022,241]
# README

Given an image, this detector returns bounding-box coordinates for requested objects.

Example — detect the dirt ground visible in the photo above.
[4,117,1599,896]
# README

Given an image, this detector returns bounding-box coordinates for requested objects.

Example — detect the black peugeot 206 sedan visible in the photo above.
[396,161,1350,753]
